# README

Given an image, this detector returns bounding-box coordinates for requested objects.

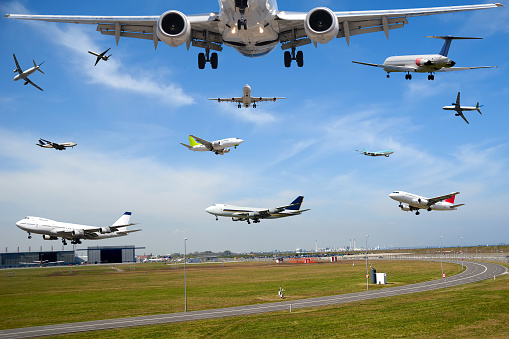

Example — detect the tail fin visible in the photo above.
[445,195,456,204]
[286,196,304,211]
[35,60,45,74]
[189,135,200,147]
[112,212,132,230]
[426,36,482,57]
[476,102,482,115]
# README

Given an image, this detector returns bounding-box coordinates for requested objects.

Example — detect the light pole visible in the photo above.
[365,235,369,291]
[460,236,463,271]
[440,235,444,278]
[184,237,187,312]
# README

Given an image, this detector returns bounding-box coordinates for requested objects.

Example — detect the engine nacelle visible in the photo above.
[72,229,85,237]
[415,58,432,67]
[100,227,112,234]
[232,217,242,221]
[222,148,230,154]
[157,10,191,47]
[304,7,339,45]
[399,204,411,211]
[212,141,221,147]
[42,235,58,240]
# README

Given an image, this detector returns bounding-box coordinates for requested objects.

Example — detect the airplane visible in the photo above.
[37,138,77,150]
[180,135,243,155]
[16,212,141,245]
[442,92,483,124]
[205,196,309,224]
[12,53,44,91]
[88,48,112,66]
[389,191,464,215]
[209,84,285,108]
[357,148,393,157]
[352,36,498,80]
[4,2,503,69]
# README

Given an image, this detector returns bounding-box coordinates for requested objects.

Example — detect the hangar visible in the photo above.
[0,250,77,268]
[86,245,144,264]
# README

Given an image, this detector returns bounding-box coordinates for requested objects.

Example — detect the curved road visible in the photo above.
[1,261,506,339]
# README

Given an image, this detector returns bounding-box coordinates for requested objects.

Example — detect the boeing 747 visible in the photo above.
[37,138,77,150]
[389,191,464,215]
[5,2,503,69]
[357,148,393,157]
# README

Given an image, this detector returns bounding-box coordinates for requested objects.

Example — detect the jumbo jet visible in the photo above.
[37,138,77,150]
[357,148,393,157]
[389,191,464,215]
[88,48,112,66]
[209,84,285,108]
[180,135,243,155]
[16,212,141,245]
[352,36,498,80]
[5,2,503,69]
[443,92,483,124]
[12,53,44,91]
[205,196,309,224]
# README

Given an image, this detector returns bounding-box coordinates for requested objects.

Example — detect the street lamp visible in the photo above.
[184,237,187,312]
[365,235,369,291]
[440,235,444,278]
[460,236,463,271]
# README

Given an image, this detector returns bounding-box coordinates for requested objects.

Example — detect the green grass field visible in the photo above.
[1,260,507,338]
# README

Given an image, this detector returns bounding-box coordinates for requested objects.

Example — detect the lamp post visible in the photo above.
[460,236,463,271]
[440,235,444,278]
[365,235,369,291]
[184,237,187,312]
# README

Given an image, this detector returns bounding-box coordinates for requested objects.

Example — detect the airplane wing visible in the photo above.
[427,192,460,206]
[435,66,498,72]
[457,112,470,124]
[276,4,502,45]
[94,56,102,66]
[12,54,22,74]
[455,92,461,106]
[100,48,111,56]
[352,61,416,72]
[24,77,44,91]
[4,13,223,50]
[251,97,286,103]
[190,135,214,151]
[208,97,243,103]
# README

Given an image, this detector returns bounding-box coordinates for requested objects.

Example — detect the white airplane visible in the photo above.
[180,135,243,155]
[389,191,464,215]
[357,148,393,157]
[205,196,309,224]
[4,2,503,69]
[37,138,77,150]
[353,36,498,80]
[209,84,285,108]
[442,92,482,124]
[88,48,112,66]
[12,53,44,91]
[16,212,141,245]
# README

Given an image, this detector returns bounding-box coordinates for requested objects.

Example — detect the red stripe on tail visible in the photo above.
[445,195,456,204]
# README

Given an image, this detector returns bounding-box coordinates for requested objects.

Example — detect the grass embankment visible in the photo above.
[0,260,458,330]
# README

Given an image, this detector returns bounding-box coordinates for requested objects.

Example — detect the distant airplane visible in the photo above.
[205,196,309,224]
[389,191,464,215]
[16,212,141,245]
[352,36,498,80]
[442,92,482,124]
[37,139,77,150]
[180,135,243,155]
[209,84,285,108]
[5,3,503,69]
[357,148,393,157]
[88,48,111,66]
[12,53,44,91]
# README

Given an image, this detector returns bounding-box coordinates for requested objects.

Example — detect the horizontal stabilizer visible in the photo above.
[180,143,192,149]
[451,204,465,208]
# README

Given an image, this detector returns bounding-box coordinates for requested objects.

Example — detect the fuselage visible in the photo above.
[205,203,296,219]
[218,0,279,57]
[16,216,125,240]
[13,66,39,81]
[389,191,457,211]
[191,138,243,152]
[383,54,454,73]
[442,105,478,112]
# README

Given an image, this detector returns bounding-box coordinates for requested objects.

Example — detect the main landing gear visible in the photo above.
[198,50,218,69]
[284,48,304,68]
[415,211,420,215]
[215,216,218,221]
[27,232,32,239]
[71,239,82,245]
[404,73,412,80]
[235,0,248,30]
[62,238,67,245]
[427,74,435,80]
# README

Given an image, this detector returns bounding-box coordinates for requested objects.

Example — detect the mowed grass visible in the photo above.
[53,264,509,339]
[1,260,461,330]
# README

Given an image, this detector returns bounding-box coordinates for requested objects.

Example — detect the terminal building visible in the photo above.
[0,250,77,268]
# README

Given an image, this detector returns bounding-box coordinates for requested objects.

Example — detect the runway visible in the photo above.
[1,261,506,339]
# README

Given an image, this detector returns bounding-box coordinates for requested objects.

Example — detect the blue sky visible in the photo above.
[1,1,508,255]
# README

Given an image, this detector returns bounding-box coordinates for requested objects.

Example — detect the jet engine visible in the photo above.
[72,229,85,237]
[212,141,221,148]
[157,10,191,47]
[100,227,112,234]
[304,7,339,44]
[399,204,411,211]
[42,235,58,240]
[222,148,230,154]
[232,217,242,221]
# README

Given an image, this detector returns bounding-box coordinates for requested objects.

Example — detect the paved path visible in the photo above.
[1,261,506,338]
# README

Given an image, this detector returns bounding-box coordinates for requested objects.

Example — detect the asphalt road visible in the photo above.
[1,261,506,338]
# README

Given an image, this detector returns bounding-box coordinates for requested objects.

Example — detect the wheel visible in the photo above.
[238,104,241,108]
[427,208,432,211]
[415,211,420,215]
[284,51,291,68]
[404,74,408,80]
[253,103,256,108]
[408,74,412,80]
[237,20,242,30]
[427,75,431,80]
[210,52,218,69]
[198,53,206,69]
[386,73,390,78]
[296,50,303,67]
[431,75,435,80]
[28,235,32,239]
[243,19,247,30]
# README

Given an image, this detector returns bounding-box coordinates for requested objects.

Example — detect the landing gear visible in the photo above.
[235,0,248,30]
[237,19,247,30]
[427,74,435,80]
[215,216,218,221]
[252,103,257,108]
[247,219,251,224]
[386,73,390,78]
[71,239,82,245]
[415,211,420,215]
[238,103,242,108]
[62,239,67,246]
[284,48,304,68]
[198,51,218,69]
[405,73,412,80]
[27,232,32,239]
[427,207,432,211]
[253,219,260,224]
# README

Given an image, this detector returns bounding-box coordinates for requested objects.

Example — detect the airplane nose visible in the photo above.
[389,193,397,200]
[205,206,213,214]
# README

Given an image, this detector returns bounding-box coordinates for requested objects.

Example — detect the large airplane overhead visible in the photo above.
[4,1,503,69]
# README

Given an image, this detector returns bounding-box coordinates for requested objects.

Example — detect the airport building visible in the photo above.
[0,250,77,268]
[85,245,143,264]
